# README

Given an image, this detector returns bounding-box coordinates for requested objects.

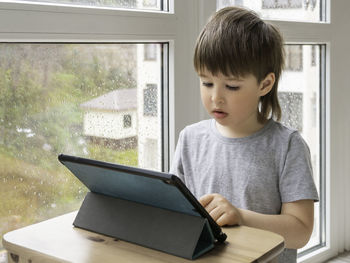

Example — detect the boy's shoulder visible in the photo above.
[270,120,297,137]
[268,120,308,149]
[180,119,212,137]
[270,120,301,138]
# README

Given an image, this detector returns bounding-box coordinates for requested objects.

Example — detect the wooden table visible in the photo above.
[3,212,284,263]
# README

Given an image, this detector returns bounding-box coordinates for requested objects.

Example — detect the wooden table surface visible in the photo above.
[3,211,284,263]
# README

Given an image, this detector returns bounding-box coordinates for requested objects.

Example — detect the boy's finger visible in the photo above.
[199,194,214,207]
[217,212,240,226]
[209,206,224,222]
[204,200,217,214]
[216,214,229,227]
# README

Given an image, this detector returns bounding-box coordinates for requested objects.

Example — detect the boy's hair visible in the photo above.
[194,6,284,122]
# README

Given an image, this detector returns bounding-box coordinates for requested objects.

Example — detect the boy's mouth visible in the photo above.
[212,109,228,119]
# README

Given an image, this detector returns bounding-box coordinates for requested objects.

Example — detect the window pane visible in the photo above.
[217,0,324,22]
[19,0,165,11]
[0,43,165,250]
[278,44,325,253]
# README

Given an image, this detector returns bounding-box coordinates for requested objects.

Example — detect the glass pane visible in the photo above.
[217,0,323,22]
[19,0,165,11]
[0,43,165,250]
[278,44,324,253]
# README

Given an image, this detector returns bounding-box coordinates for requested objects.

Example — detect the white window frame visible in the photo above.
[1,0,350,262]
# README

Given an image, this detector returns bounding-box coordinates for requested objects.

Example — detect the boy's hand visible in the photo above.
[199,193,242,226]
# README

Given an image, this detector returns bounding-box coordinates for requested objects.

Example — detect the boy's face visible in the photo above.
[199,69,271,136]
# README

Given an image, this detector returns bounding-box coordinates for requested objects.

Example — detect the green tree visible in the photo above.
[0,65,43,154]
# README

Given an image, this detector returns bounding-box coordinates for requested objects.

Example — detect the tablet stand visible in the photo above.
[73,192,215,259]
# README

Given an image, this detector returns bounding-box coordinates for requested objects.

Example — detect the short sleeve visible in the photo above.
[169,130,185,183]
[279,132,319,203]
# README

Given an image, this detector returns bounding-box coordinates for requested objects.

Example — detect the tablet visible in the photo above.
[58,154,227,243]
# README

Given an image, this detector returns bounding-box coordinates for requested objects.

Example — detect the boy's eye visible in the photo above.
[202,82,213,87]
[226,85,240,91]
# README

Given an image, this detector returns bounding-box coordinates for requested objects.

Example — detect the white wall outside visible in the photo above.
[83,110,137,140]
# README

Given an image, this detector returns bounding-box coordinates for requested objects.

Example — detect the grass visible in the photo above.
[87,144,138,167]
[0,146,138,249]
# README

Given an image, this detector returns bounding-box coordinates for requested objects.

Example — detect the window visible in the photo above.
[0,42,164,250]
[276,44,324,255]
[123,114,132,128]
[217,0,323,22]
[0,0,200,254]
[278,45,324,255]
[2,2,349,263]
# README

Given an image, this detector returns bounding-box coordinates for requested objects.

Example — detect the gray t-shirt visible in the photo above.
[170,119,319,263]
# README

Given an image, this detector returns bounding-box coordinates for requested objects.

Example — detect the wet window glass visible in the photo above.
[278,44,324,253]
[217,0,324,22]
[0,43,164,250]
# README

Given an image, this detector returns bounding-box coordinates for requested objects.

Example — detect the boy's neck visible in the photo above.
[215,117,268,139]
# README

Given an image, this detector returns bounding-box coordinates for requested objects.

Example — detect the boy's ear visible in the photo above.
[259,73,275,96]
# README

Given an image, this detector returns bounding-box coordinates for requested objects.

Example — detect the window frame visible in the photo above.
[1,1,350,262]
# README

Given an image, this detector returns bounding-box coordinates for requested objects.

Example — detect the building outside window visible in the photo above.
[143,84,158,117]
[285,45,303,71]
[262,0,302,9]
[144,44,157,61]
[142,0,157,8]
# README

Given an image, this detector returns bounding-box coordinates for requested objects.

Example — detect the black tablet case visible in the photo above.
[58,155,217,259]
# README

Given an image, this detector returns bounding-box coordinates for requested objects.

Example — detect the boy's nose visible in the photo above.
[211,89,225,104]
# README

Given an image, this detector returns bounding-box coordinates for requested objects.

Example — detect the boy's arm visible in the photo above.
[239,200,314,249]
[200,194,314,249]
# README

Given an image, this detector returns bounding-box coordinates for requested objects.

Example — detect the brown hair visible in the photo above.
[194,6,284,122]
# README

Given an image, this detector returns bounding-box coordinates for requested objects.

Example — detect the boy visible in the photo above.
[170,6,319,263]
